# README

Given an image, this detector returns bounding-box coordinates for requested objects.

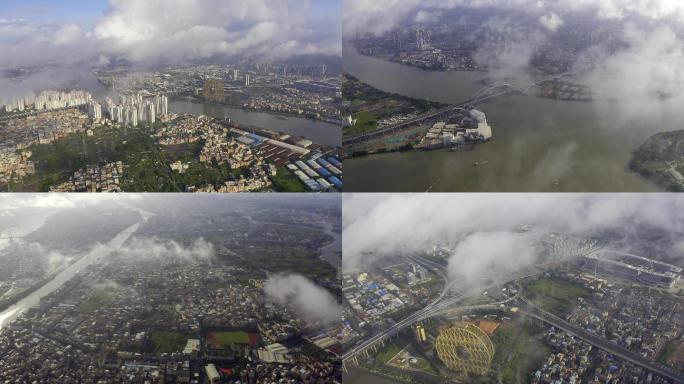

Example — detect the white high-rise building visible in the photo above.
[87,101,102,120]
[245,74,250,87]
[3,90,91,112]
[130,108,138,127]
[112,106,119,122]
[122,107,130,126]
[145,102,156,124]
[4,98,25,112]
[138,104,146,122]
[99,93,164,126]
[233,69,238,81]
[155,95,168,116]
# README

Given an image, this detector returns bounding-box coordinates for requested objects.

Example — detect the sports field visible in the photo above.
[206,331,258,347]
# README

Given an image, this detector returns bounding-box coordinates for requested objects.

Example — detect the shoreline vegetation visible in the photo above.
[629,130,684,192]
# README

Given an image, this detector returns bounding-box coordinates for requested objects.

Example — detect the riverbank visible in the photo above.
[173,95,343,126]
[629,130,684,192]
[0,223,140,329]
[170,99,341,147]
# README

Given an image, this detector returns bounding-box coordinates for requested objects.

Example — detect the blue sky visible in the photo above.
[311,0,340,18]
[0,0,341,77]
[0,0,108,25]
[0,0,339,25]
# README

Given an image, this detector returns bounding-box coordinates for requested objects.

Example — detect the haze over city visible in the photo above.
[0,193,344,382]
[1,1,684,383]
[1,0,341,99]
[342,0,684,192]
[342,194,684,383]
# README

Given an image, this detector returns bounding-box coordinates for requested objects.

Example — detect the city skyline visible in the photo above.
[1,0,341,101]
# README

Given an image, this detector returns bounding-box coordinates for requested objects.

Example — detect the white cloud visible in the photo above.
[447,231,537,285]
[343,194,684,271]
[344,0,684,36]
[93,0,339,65]
[0,19,92,70]
[414,10,442,24]
[264,273,342,325]
[26,194,76,209]
[344,0,684,128]
[0,194,144,212]
[0,0,340,99]
[344,0,422,36]
[539,12,563,31]
[117,237,216,262]
[585,25,684,121]
[53,24,83,45]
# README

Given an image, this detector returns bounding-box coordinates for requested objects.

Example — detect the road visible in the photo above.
[344,242,602,365]
[520,299,684,383]
[342,254,520,365]
[343,73,572,146]
[342,239,684,383]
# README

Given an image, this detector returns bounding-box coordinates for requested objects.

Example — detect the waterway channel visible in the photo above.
[0,222,140,330]
[170,99,341,147]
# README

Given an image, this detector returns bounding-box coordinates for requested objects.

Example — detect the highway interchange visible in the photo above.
[342,241,684,383]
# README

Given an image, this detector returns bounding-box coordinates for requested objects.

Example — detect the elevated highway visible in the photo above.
[520,299,684,383]
[342,239,684,382]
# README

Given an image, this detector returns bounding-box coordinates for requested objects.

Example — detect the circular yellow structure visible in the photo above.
[435,322,494,376]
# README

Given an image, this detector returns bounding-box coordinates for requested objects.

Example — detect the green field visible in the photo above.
[161,142,203,163]
[207,331,251,347]
[270,166,307,192]
[410,357,433,372]
[658,340,676,364]
[524,277,590,316]
[491,321,550,383]
[78,288,115,314]
[377,343,403,363]
[9,120,275,192]
[344,111,384,137]
[140,304,179,324]
[342,74,447,139]
[657,334,683,367]
[629,129,684,191]
[376,334,439,376]
[150,331,188,354]
[12,125,183,192]
[235,245,336,280]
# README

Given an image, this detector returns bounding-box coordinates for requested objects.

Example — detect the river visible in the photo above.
[319,221,342,272]
[83,76,341,147]
[0,216,49,252]
[0,222,140,330]
[343,44,664,192]
[170,99,341,147]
